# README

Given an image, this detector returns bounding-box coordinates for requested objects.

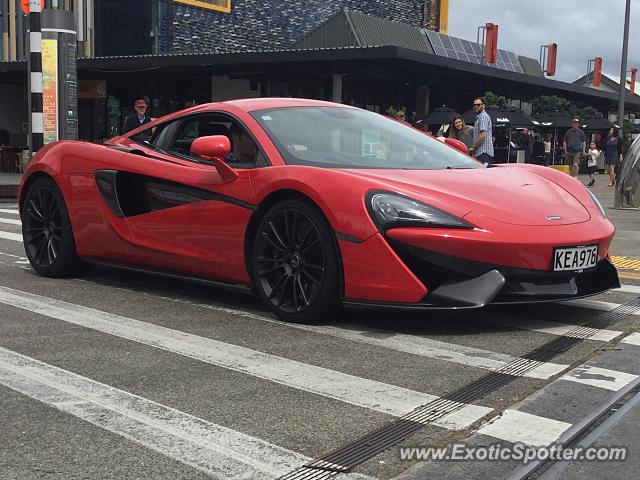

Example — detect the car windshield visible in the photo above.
[251,106,482,170]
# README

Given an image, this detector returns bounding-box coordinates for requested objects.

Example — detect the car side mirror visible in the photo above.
[443,137,469,155]
[190,135,238,183]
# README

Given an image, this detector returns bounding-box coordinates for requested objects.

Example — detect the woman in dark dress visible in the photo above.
[447,115,474,151]
[604,128,623,186]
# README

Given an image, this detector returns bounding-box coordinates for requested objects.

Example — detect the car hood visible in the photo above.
[344,166,591,226]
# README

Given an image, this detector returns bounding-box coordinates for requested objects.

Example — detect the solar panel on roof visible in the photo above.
[424,30,525,74]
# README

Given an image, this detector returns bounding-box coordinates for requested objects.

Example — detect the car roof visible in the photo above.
[222,97,352,112]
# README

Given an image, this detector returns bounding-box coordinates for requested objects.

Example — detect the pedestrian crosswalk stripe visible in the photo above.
[0,209,19,215]
[0,217,21,226]
[0,285,493,429]
[0,347,311,480]
[621,332,640,347]
[477,409,571,447]
[468,314,623,342]
[83,278,637,384]
[0,231,22,242]
[617,284,640,295]
[560,364,638,391]
[564,298,640,317]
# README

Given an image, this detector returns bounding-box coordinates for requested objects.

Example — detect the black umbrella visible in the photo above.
[532,111,573,129]
[462,107,535,128]
[415,106,459,126]
[581,115,619,131]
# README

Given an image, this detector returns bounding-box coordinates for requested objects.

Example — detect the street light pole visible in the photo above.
[617,0,631,128]
[28,0,44,157]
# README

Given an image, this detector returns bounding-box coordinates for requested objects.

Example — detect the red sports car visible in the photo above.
[18,98,619,323]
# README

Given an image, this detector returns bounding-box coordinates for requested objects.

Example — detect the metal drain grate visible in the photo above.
[279,297,640,479]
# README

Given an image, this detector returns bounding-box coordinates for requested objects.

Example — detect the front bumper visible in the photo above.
[342,240,620,311]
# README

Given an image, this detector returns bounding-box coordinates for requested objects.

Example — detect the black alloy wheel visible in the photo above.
[252,199,339,323]
[22,177,87,277]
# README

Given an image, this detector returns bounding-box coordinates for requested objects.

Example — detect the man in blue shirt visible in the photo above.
[469,97,494,163]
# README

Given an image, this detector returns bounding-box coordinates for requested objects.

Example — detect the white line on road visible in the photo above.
[617,284,640,295]
[560,364,638,391]
[0,285,493,429]
[0,347,310,480]
[477,409,571,447]
[79,278,638,386]
[562,298,640,317]
[621,332,640,347]
[0,209,19,215]
[0,231,22,242]
[0,217,21,226]
[483,315,623,342]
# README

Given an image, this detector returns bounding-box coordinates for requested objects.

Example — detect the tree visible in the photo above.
[483,91,510,110]
[532,94,602,120]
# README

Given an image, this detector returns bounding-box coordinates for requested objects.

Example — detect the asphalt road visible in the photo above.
[0,177,639,480]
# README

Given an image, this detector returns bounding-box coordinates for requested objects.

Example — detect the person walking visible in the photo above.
[604,127,623,186]
[469,97,494,163]
[563,119,586,177]
[123,99,151,134]
[587,141,599,186]
[448,115,474,150]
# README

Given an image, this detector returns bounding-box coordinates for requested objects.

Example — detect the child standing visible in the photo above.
[587,141,599,186]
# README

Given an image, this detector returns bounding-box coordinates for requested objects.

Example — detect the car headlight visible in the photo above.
[368,192,473,231]
[587,189,606,218]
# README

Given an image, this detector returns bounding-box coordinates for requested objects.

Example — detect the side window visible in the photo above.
[136,112,268,169]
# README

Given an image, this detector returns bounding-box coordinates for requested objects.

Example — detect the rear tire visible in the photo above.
[21,177,89,277]
[251,199,339,323]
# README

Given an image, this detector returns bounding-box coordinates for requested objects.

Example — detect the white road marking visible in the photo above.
[0,285,492,429]
[562,298,640,316]
[617,284,640,295]
[477,409,571,447]
[621,332,640,347]
[0,231,22,242]
[0,347,310,480]
[0,209,19,215]
[0,217,21,226]
[560,365,638,391]
[484,315,622,342]
[0,251,26,259]
[78,279,640,388]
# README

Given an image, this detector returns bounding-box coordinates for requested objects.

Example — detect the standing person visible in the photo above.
[123,99,151,134]
[448,115,474,150]
[469,97,494,163]
[532,135,546,165]
[563,119,586,177]
[543,135,552,165]
[604,127,623,186]
[586,141,599,186]
[522,128,534,163]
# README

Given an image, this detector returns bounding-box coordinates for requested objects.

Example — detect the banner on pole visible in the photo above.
[21,0,44,14]
[42,38,58,144]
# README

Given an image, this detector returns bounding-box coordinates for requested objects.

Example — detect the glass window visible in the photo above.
[132,113,264,169]
[252,107,482,170]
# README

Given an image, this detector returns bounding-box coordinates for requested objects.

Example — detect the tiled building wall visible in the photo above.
[168,0,422,53]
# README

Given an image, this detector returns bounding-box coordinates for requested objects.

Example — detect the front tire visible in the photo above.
[251,199,339,323]
[22,177,87,277]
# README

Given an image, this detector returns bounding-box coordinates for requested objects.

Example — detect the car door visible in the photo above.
[108,112,265,285]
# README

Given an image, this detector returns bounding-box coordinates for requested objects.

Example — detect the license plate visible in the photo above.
[553,245,598,272]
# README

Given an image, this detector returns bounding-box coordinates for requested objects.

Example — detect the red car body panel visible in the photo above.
[18,98,619,308]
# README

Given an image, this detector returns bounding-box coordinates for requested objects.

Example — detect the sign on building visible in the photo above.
[174,0,231,13]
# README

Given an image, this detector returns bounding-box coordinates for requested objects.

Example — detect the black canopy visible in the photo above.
[462,107,535,128]
[415,105,460,126]
[532,112,573,129]
[581,116,619,131]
